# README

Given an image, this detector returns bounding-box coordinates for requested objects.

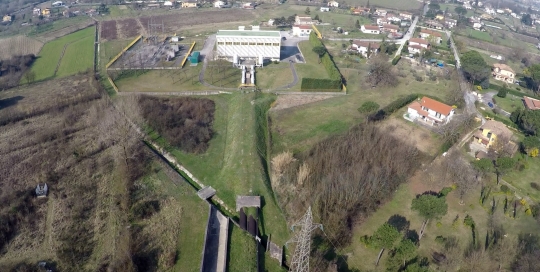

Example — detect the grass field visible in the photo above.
[463,27,493,42]
[148,94,290,246]
[493,93,525,113]
[228,225,258,272]
[504,155,540,202]
[290,41,332,91]
[204,61,242,88]
[270,60,458,153]
[29,27,95,81]
[114,67,207,92]
[257,62,294,90]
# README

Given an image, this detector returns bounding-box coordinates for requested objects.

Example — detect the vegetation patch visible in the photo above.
[139,96,215,153]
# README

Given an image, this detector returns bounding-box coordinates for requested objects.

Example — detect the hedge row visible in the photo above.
[302,32,342,92]
[392,55,401,65]
[300,78,342,91]
[488,84,539,99]
[368,94,419,121]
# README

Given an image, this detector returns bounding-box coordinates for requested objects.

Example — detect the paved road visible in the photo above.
[276,62,299,89]
[394,16,420,57]
[478,91,511,117]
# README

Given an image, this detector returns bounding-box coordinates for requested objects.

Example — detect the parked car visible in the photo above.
[488,102,494,108]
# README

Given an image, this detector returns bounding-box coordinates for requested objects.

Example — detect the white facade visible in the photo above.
[214,0,225,7]
[320,7,330,12]
[292,25,312,36]
[361,25,381,34]
[216,30,281,61]
[328,1,339,7]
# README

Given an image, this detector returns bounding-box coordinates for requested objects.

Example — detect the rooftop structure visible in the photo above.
[216,28,281,62]
[524,96,540,110]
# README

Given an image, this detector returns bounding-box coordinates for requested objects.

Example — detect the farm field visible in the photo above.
[29,16,95,43]
[56,34,95,77]
[29,27,95,81]
[0,35,43,60]
[147,93,290,245]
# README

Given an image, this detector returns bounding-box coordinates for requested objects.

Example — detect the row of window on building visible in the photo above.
[217,42,280,46]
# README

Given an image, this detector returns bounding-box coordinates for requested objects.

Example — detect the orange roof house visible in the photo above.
[524,96,540,110]
[406,97,455,126]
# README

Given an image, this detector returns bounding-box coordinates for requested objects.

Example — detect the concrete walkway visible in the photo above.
[275,62,299,90]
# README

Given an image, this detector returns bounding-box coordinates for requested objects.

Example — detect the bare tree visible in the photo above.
[445,151,478,203]
[366,54,399,87]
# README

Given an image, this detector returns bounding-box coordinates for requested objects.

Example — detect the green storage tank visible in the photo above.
[190,51,200,64]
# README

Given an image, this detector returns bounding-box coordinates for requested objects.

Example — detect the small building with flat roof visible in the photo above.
[216,28,281,62]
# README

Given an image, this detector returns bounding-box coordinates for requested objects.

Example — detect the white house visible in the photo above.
[496,9,505,14]
[320,7,330,12]
[485,8,495,15]
[408,44,424,54]
[295,15,314,25]
[386,13,402,22]
[473,22,482,30]
[400,12,413,20]
[409,38,430,48]
[444,18,457,28]
[327,0,339,7]
[376,17,389,26]
[163,1,173,6]
[292,25,312,36]
[406,97,455,126]
[351,41,380,58]
[214,0,225,7]
[419,29,442,44]
[361,25,381,34]
[33,8,41,16]
[375,9,387,16]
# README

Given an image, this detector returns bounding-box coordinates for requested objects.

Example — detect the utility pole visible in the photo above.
[286,207,323,272]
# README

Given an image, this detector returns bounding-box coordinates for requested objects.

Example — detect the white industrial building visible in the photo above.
[216,27,281,63]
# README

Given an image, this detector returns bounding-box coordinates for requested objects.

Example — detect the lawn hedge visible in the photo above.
[368,94,419,121]
[489,84,540,99]
[302,32,343,92]
[391,55,401,65]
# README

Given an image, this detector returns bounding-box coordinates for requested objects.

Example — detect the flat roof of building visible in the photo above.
[217,30,281,37]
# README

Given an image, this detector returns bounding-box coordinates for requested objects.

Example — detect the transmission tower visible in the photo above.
[286,206,323,272]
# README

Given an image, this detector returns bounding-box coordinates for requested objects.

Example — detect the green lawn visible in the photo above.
[29,27,95,81]
[493,94,525,113]
[57,35,94,77]
[228,224,257,272]
[204,61,242,88]
[292,41,331,91]
[270,61,458,153]
[148,94,290,245]
[463,27,493,42]
[257,62,294,90]
[114,67,208,92]
[504,155,540,202]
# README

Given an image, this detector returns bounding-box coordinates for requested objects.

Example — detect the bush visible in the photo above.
[463,214,475,228]
[391,55,401,65]
[429,74,437,81]
[300,78,342,91]
[131,200,160,220]
[368,94,419,121]
[414,75,424,82]
[139,96,215,153]
[435,236,446,244]
[358,101,380,113]
[500,184,510,193]
[436,221,442,228]
[497,89,508,98]
[439,187,453,197]
[531,182,540,191]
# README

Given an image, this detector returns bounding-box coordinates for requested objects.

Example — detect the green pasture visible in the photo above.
[29,27,95,81]
[228,225,258,272]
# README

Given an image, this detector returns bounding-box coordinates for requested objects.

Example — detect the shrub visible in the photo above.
[139,96,215,153]
[531,204,540,217]
[436,221,442,228]
[463,214,475,228]
[300,78,341,91]
[435,236,446,244]
[497,89,507,98]
[439,187,453,197]
[500,185,510,193]
[359,235,372,247]
[492,97,497,104]
[358,101,380,113]
[531,182,540,191]
[476,85,482,91]
[131,200,160,220]
[414,75,423,82]
[391,55,401,65]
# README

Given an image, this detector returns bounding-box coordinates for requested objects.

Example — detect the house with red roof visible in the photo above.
[524,96,540,110]
[292,25,312,36]
[406,97,455,126]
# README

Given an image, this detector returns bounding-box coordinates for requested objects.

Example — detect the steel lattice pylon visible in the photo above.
[286,206,322,272]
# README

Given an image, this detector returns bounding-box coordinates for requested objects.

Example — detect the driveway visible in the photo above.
[479,91,511,117]
[394,16,419,57]
[280,31,308,63]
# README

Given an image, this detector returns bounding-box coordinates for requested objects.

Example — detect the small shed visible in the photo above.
[35,183,48,198]
[171,36,180,42]
[190,51,200,64]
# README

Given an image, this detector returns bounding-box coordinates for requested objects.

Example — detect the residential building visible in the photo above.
[182,0,198,8]
[473,120,513,148]
[327,0,339,7]
[485,7,495,15]
[473,22,482,30]
[214,0,225,7]
[386,13,402,22]
[351,41,380,58]
[389,32,404,39]
[524,96,540,110]
[408,44,424,54]
[2,15,11,22]
[400,12,413,20]
[292,25,312,36]
[406,97,455,126]
[382,23,399,33]
[268,19,274,26]
[435,14,445,20]
[295,15,314,25]
[492,63,515,84]
[401,21,411,27]
[360,25,381,34]
[419,29,442,44]
[375,9,387,16]
[320,7,330,12]
[243,2,255,9]
[425,20,443,29]
[33,8,41,16]
[376,17,388,26]
[409,38,430,49]
[163,1,173,6]
[444,18,457,28]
